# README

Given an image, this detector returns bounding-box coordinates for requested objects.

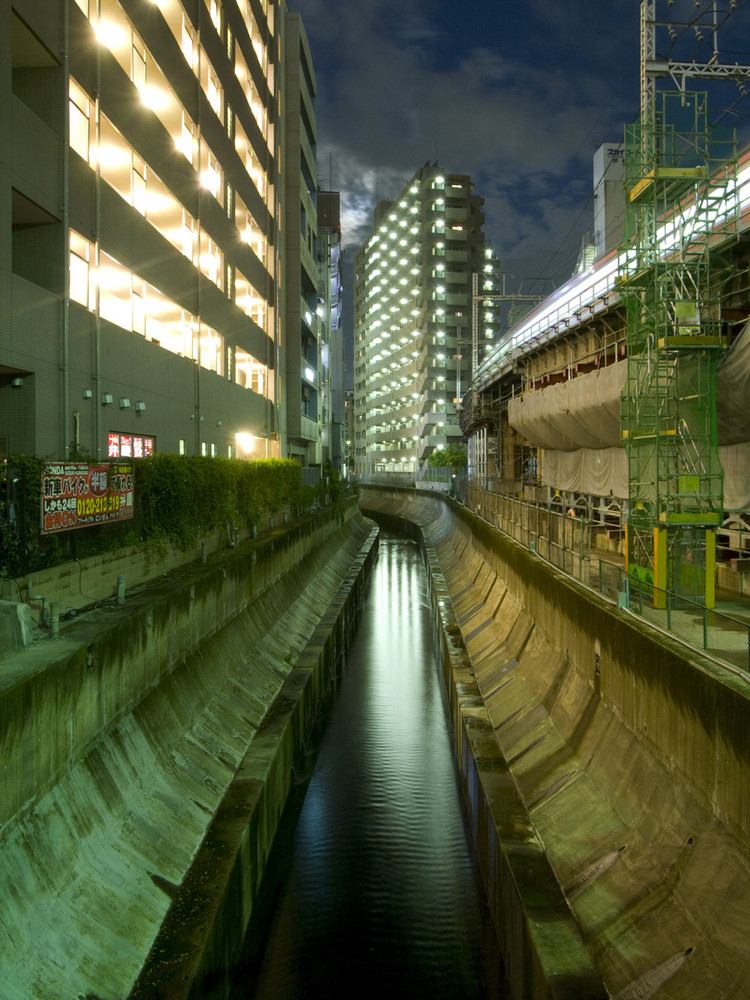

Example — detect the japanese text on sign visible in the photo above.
[41,462,135,534]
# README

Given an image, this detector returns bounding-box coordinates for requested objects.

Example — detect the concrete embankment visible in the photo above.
[361,486,750,1000]
[0,501,378,1000]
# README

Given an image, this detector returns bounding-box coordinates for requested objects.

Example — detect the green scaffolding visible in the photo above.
[619,91,738,605]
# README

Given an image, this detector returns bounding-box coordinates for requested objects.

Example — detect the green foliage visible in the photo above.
[0,454,46,577]
[428,443,468,469]
[0,454,306,577]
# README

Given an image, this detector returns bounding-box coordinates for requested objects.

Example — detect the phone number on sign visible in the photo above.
[77,494,122,516]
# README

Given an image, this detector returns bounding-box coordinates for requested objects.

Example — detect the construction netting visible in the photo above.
[507,325,750,506]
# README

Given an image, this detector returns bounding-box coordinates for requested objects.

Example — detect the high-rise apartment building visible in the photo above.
[279,12,321,468]
[353,163,497,476]
[317,190,345,470]
[1,0,326,467]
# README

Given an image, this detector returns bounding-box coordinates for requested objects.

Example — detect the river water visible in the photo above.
[230,532,509,999]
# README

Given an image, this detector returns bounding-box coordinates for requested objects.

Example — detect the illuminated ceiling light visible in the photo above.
[94,20,127,48]
[200,170,219,196]
[236,432,255,452]
[95,145,130,168]
[140,86,170,112]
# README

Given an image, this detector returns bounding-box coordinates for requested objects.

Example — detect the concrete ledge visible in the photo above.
[128,531,378,999]
[0,599,33,653]
[0,503,378,1000]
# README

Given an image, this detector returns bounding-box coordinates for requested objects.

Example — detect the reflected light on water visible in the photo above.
[233,533,508,999]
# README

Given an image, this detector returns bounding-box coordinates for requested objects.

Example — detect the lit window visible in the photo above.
[69,79,92,161]
[69,231,93,308]
[132,156,147,215]
[199,323,224,375]
[206,0,221,32]
[181,15,197,70]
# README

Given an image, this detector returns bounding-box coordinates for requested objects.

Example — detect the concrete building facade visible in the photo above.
[353,163,496,476]
[2,0,327,467]
[317,189,345,471]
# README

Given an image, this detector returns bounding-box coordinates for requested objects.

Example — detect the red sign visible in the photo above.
[41,462,135,534]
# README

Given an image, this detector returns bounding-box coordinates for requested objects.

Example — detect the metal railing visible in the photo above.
[362,474,750,675]
[467,483,750,675]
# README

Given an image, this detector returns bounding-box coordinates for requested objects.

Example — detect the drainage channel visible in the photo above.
[229,531,509,999]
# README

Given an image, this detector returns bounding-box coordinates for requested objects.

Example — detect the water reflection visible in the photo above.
[234,533,508,999]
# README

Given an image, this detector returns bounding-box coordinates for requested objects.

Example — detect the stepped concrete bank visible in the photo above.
[361,486,750,1000]
[0,500,378,1000]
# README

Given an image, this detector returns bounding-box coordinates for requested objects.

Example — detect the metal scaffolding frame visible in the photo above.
[619,89,738,605]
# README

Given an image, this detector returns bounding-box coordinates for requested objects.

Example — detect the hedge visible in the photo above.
[0,455,311,578]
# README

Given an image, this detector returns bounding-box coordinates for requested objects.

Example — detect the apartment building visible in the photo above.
[353,162,499,475]
[317,189,345,470]
[1,0,325,466]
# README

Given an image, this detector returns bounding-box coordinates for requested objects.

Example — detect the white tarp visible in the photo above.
[540,443,750,504]
[716,322,750,446]
[720,442,750,509]
[541,447,628,497]
[509,338,750,502]
[507,362,626,451]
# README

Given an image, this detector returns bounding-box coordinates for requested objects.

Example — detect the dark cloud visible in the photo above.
[294,0,750,289]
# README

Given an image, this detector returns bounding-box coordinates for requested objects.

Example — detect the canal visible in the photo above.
[230,531,509,998]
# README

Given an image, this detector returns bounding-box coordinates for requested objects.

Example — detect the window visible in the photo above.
[201,52,223,118]
[199,323,224,374]
[181,14,196,70]
[206,0,221,33]
[69,231,93,308]
[108,432,154,458]
[132,155,147,215]
[132,37,146,93]
[200,140,223,202]
[69,79,92,161]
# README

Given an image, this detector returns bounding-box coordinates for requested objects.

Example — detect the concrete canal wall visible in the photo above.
[0,501,378,1000]
[361,486,750,1000]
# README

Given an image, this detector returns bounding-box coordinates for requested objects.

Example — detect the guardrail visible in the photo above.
[362,475,750,675]
[467,482,750,675]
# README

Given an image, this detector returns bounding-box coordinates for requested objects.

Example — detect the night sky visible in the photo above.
[291,0,750,291]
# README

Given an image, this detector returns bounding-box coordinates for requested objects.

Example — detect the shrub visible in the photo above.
[0,454,306,577]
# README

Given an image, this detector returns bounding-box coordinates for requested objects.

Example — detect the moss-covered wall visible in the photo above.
[0,502,378,1000]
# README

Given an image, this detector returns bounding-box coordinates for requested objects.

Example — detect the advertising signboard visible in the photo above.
[41,462,135,535]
